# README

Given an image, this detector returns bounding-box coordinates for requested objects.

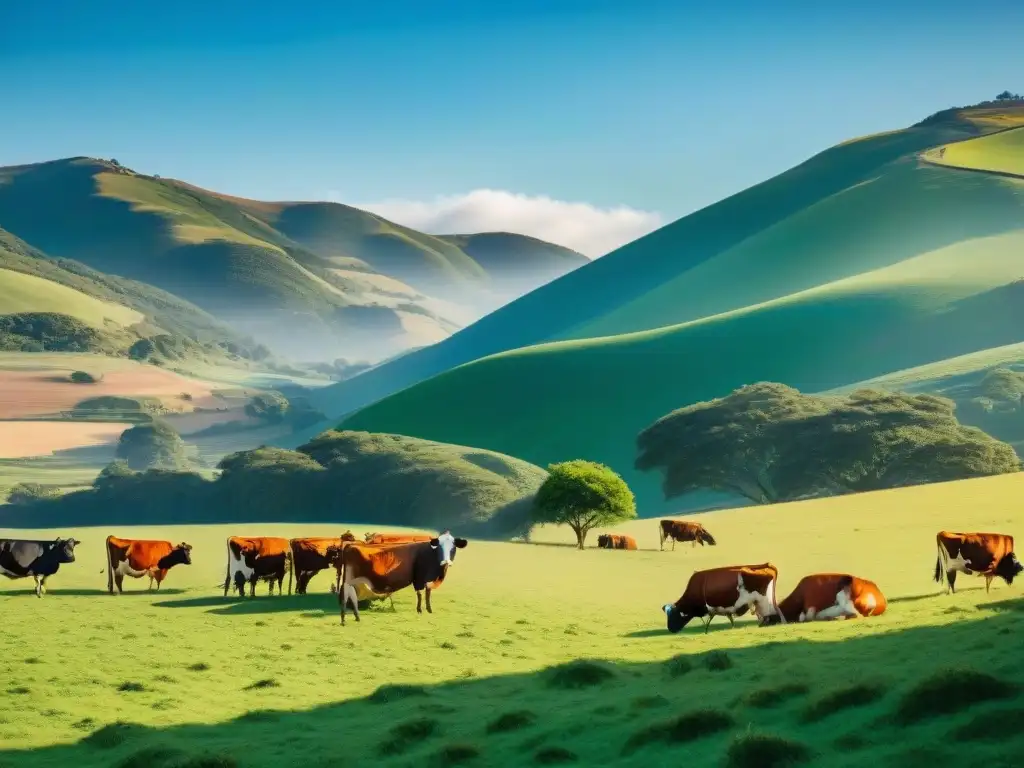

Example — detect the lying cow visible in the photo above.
[662,563,778,633]
[597,534,637,550]
[0,537,79,597]
[290,532,356,594]
[224,536,292,597]
[338,530,468,624]
[659,519,717,551]
[934,530,1022,594]
[760,573,887,625]
[106,536,192,593]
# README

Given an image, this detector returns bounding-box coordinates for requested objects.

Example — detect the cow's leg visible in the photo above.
[114,572,125,594]
[249,577,256,598]
[425,586,433,614]
[947,570,957,594]
[985,574,993,594]
[672,537,676,552]
[339,584,359,623]
[727,614,736,628]
[416,590,423,613]
[703,614,715,633]
[33,574,43,598]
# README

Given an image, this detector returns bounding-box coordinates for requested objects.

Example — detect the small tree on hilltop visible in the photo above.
[532,460,636,549]
[115,421,189,471]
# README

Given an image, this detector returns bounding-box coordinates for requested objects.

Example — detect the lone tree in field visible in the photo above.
[635,382,1021,505]
[115,421,189,471]
[532,460,636,549]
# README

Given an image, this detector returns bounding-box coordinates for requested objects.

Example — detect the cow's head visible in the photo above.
[431,530,468,569]
[597,535,609,548]
[662,603,693,634]
[159,542,193,569]
[996,551,1024,584]
[341,530,357,542]
[55,537,80,563]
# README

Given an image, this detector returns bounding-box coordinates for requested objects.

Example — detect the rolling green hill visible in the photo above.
[325,102,1024,513]
[0,160,587,363]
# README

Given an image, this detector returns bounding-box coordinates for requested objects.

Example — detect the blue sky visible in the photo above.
[2,0,1022,255]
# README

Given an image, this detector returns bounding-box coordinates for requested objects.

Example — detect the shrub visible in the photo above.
[534,746,577,764]
[486,710,536,734]
[70,370,98,384]
[800,682,886,723]
[725,732,812,768]
[894,668,1015,724]
[379,717,438,756]
[6,482,62,505]
[623,709,734,754]
[546,660,616,689]
[115,421,189,470]
[366,683,429,704]
[744,682,810,709]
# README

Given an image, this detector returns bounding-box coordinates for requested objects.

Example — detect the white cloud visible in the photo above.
[334,189,663,258]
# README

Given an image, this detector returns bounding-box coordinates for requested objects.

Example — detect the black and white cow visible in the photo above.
[0,537,80,597]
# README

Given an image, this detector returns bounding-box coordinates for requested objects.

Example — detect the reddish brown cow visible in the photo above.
[290,532,356,594]
[106,536,192,594]
[934,531,1022,594]
[338,531,468,624]
[224,536,292,597]
[662,563,779,633]
[761,573,887,625]
[597,534,638,550]
[659,519,717,551]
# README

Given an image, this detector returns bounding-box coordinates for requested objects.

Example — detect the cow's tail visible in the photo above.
[287,548,293,596]
[105,536,114,595]
[934,535,944,584]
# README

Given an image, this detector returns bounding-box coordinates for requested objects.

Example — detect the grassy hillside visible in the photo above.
[438,232,589,293]
[0,160,585,363]
[322,103,1024,512]
[1,473,1022,766]
[924,124,1024,177]
[306,108,1011,424]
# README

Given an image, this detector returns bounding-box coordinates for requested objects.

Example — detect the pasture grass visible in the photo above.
[1,474,1024,766]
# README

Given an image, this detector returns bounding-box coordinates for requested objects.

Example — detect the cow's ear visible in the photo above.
[454,538,468,548]
[429,538,440,548]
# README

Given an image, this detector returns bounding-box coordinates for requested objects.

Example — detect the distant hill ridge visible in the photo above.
[0,157,588,364]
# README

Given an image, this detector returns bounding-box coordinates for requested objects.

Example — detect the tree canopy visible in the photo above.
[115,421,189,471]
[532,460,636,549]
[636,382,1021,505]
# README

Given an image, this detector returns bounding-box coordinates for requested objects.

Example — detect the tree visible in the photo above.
[532,460,636,549]
[115,421,189,470]
[70,370,98,384]
[6,482,61,505]
[636,383,1021,505]
[93,460,136,492]
[244,391,290,423]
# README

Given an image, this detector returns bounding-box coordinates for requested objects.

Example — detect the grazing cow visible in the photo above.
[106,536,192,594]
[224,536,292,597]
[0,537,80,597]
[338,530,468,624]
[289,531,356,594]
[934,531,1022,594]
[662,563,779,633]
[363,532,434,545]
[659,519,717,551]
[596,534,638,550]
[760,574,887,625]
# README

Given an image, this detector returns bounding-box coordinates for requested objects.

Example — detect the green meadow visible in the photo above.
[2,473,1023,767]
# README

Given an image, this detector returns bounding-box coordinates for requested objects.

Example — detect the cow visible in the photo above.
[934,531,1022,594]
[289,531,357,594]
[363,532,434,545]
[659,519,717,551]
[596,534,638,550]
[760,574,887,625]
[0,537,80,597]
[662,563,779,634]
[106,536,192,594]
[338,530,468,624]
[224,536,292,597]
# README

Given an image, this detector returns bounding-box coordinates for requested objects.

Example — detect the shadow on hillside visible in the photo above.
[3,597,1023,768]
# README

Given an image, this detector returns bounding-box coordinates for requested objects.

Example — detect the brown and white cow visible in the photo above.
[289,532,356,594]
[596,534,637,550]
[106,536,192,594]
[934,531,1022,594]
[659,519,717,551]
[338,531,468,624]
[363,532,435,545]
[662,563,779,633]
[224,536,292,597]
[760,573,887,625]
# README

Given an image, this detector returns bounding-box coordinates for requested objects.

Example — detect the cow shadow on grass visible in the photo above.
[155,592,341,616]
[0,588,186,598]
[3,597,1024,768]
